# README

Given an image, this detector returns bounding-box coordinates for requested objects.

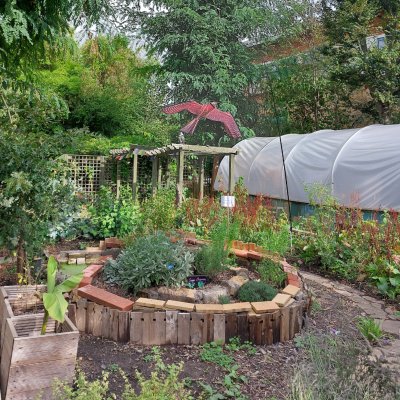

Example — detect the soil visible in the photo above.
[77,279,366,400]
[46,238,99,256]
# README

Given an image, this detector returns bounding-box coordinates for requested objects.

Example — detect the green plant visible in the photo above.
[218,295,231,305]
[52,353,194,399]
[41,256,83,335]
[237,281,277,302]
[195,218,238,277]
[356,317,383,344]
[367,261,400,300]
[200,342,235,371]
[289,334,397,400]
[88,185,141,239]
[140,188,177,233]
[104,232,194,294]
[225,337,257,355]
[257,258,286,287]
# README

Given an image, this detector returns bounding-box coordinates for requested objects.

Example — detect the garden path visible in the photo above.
[301,271,400,382]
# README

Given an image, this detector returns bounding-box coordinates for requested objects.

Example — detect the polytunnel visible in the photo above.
[215,124,400,211]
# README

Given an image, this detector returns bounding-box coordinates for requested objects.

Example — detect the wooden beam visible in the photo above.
[132,152,138,201]
[176,148,184,206]
[211,155,220,196]
[228,154,235,194]
[198,156,205,201]
[151,157,158,196]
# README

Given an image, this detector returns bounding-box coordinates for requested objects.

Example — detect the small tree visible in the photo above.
[0,131,76,275]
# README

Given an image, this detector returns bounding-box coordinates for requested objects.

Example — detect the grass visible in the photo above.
[357,317,383,343]
[289,334,398,400]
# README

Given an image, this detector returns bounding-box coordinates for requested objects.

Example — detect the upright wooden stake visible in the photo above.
[157,158,163,189]
[132,152,138,201]
[228,154,235,194]
[211,155,220,196]
[116,160,121,199]
[176,149,184,205]
[151,156,158,197]
[165,158,171,188]
[198,156,205,200]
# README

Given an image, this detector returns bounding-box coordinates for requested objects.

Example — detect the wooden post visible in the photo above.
[176,149,184,205]
[132,152,138,201]
[151,156,158,196]
[228,154,235,194]
[198,156,205,201]
[211,155,220,196]
[157,157,163,189]
[165,158,171,188]
[99,156,106,187]
[116,160,121,199]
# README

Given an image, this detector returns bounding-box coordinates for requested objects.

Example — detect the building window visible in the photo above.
[377,36,385,49]
[366,34,385,49]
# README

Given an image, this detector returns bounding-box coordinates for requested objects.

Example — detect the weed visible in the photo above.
[311,298,322,313]
[107,363,119,372]
[357,317,383,343]
[200,342,234,370]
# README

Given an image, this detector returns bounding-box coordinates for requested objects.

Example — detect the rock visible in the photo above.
[229,267,250,279]
[222,275,249,296]
[139,288,160,300]
[201,285,229,303]
[294,291,305,301]
[157,287,200,303]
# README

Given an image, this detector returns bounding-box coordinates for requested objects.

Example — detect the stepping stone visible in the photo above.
[78,285,133,311]
[272,293,291,307]
[251,301,280,313]
[164,300,194,312]
[282,284,300,297]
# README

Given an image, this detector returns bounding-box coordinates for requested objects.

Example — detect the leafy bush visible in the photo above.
[257,258,287,288]
[104,232,194,294]
[367,261,400,300]
[141,188,177,233]
[87,185,141,239]
[237,281,277,302]
[195,218,238,277]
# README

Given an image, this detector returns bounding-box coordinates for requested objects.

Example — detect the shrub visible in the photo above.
[257,258,287,288]
[141,188,177,233]
[104,232,194,294]
[86,185,141,239]
[237,281,277,302]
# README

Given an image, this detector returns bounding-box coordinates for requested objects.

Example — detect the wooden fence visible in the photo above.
[68,299,308,346]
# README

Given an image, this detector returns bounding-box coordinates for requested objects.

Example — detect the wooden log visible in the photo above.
[101,307,111,339]
[118,311,130,343]
[272,311,280,344]
[190,312,207,345]
[110,309,119,342]
[206,313,214,343]
[154,311,166,345]
[265,313,273,345]
[130,312,143,345]
[213,314,225,344]
[225,313,238,343]
[86,302,95,334]
[248,314,257,344]
[67,303,77,327]
[177,313,190,345]
[237,313,249,343]
[142,312,155,345]
[92,304,103,337]
[280,307,290,342]
[165,310,178,345]
[75,299,87,332]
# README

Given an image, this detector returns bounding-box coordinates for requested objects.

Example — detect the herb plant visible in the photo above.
[104,232,194,294]
[237,281,277,302]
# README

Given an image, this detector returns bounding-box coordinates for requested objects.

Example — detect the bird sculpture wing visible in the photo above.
[205,108,241,138]
[163,101,204,116]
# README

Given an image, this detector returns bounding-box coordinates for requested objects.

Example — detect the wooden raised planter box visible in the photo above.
[0,314,79,400]
[0,285,46,354]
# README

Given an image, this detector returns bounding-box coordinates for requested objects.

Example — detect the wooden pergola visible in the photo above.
[113,144,238,205]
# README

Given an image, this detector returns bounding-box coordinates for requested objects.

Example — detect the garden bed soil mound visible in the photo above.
[77,279,368,399]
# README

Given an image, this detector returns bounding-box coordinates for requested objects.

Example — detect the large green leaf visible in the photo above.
[56,273,83,293]
[43,291,68,323]
[47,256,58,294]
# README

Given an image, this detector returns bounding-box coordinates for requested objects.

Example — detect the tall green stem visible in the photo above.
[41,310,49,335]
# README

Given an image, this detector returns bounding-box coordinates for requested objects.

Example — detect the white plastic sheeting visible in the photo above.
[215,124,400,210]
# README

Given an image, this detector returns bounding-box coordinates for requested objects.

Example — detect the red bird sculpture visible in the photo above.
[163,101,241,139]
